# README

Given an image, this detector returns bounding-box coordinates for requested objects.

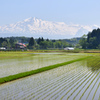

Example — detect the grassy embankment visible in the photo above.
[1,49,100,53]
[0,56,90,84]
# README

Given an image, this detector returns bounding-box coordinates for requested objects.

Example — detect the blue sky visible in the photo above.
[0,0,100,25]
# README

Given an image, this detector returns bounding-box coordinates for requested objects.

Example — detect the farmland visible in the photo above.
[0,51,100,100]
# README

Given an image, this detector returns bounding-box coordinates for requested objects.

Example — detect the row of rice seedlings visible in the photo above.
[75,73,99,100]
[5,61,86,100]
[94,84,100,100]
[0,61,74,99]
[0,56,92,99]
[63,74,95,100]
[2,62,82,99]
[29,68,85,100]
[60,70,95,100]
[73,70,100,100]
[79,66,100,99]
[16,63,83,100]
[87,77,99,100]
[86,75,100,100]
[47,66,94,100]
[92,82,100,100]
[0,61,87,99]
[13,62,81,93]
[67,58,100,100]
[99,94,100,100]
[28,65,90,99]
[0,56,89,84]
[14,72,74,100]
[95,85,100,100]
[57,57,96,99]
[0,83,23,100]
[84,77,100,100]
[1,67,73,99]
[27,73,79,100]
[74,67,99,99]
[72,60,100,100]
[39,62,89,100]
[0,69,89,99]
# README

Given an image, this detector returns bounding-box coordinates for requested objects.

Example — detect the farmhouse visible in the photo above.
[15,43,26,50]
[64,47,74,50]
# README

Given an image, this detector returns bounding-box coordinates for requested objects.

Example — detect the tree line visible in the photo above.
[0,36,74,50]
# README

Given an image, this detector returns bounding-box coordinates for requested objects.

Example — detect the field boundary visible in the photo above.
[0,56,90,84]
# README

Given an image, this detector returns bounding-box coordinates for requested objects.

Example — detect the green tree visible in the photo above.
[75,44,81,48]
[87,28,100,49]
[2,41,8,48]
[0,38,7,47]
[97,44,100,49]
[40,41,51,49]
[29,37,35,46]
[37,37,41,44]
[28,37,35,49]
[79,35,87,49]
[37,37,44,44]
[88,37,97,49]
[9,38,15,48]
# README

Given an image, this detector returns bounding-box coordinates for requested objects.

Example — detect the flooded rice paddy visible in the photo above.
[0,53,100,100]
[0,53,86,78]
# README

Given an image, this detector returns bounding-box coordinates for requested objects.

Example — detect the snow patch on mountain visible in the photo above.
[0,17,99,39]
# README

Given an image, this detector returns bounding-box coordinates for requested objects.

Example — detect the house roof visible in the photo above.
[16,43,26,47]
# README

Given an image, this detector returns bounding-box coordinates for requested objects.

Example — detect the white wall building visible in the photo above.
[64,47,74,50]
[0,47,6,50]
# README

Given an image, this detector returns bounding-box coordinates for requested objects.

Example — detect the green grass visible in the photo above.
[0,56,90,84]
[0,51,35,60]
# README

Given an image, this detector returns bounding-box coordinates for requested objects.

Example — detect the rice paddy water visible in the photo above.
[0,52,100,100]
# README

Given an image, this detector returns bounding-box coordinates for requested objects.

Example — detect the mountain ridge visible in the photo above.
[0,17,99,39]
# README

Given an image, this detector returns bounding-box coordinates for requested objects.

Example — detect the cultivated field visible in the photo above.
[0,51,100,100]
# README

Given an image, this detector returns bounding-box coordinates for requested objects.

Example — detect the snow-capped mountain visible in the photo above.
[0,17,99,39]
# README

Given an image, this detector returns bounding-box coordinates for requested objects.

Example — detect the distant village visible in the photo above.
[0,37,80,51]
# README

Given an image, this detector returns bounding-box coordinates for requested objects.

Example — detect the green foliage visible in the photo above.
[29,37,35,46]
[87,28,100,49]
[37,37,44,44]
[97,44,100,49]
[28,37,35,49]
[0,36,77,50]
[79,35,88,49]
[40,41,49,49]
[0,38,8,47]
[36,37,72,49]
[75,44,81,48]
[2,41,8,47]
[79,28,100,49]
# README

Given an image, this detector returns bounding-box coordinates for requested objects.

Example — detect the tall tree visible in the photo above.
[9,38,15,48]
[28,37,35,46]
[37,37,41,44]
[79,35,87,49]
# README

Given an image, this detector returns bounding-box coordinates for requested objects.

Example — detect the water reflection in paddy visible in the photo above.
[0,57,100,100]
[0,53,100,100]
[0,53,86,78]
